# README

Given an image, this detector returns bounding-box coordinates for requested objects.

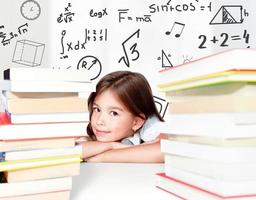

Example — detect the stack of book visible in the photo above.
[156,48,256,200]
[0,67,94,200]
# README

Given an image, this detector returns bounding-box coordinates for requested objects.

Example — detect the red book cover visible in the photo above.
[0,112,11,125]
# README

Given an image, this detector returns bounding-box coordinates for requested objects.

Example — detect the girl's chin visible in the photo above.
[95,136,112,142]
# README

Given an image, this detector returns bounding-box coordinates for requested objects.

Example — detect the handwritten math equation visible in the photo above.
[85,28,107,43]
[89,8,108,18]
[118,9,152,23]
[118,29,140,68]
[60,28,108,59]
[57,3,75,23]
[198,30,250,49]
[148,1,212,14]
[0,23,29,46]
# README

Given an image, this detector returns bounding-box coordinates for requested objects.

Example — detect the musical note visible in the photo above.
[165,22,185,38]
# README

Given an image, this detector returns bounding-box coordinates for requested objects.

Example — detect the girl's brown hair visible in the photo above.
[87,71,164,139]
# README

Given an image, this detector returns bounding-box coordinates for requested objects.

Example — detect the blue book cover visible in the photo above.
[0,152,5,162]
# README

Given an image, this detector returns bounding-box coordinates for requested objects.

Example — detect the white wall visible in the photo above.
[0,0,255,115]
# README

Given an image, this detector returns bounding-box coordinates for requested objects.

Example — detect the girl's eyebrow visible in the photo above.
[109,106,124,111]
[93,103,124,111]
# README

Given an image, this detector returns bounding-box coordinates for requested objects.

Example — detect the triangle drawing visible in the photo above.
[162,50,173,68]
[210,5,243,25]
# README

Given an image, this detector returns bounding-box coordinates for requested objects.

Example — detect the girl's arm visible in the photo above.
[80,141,129,160]
[86,140,164,163]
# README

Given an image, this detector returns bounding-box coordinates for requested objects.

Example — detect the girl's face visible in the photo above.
[90,89,144,142]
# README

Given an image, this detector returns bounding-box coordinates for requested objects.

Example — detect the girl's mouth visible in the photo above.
[95,129,110,135]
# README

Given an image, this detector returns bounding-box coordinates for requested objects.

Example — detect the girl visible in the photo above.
[80,70,165,163]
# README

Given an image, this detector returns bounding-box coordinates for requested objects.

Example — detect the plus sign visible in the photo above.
[210,36,218,43]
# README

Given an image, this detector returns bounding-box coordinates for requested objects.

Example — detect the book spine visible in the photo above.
[3,69,10,80]
[0,152,5,162]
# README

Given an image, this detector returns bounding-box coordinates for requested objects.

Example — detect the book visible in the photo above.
[0,176,72,198]
[0,154,81,172]
[158,70,256,92]
[8,112,89,124]
[167,95,256,113]
[156,173,256,200]
[163,82,256,113]
[0,190,70,200]
[0,152,4,161]
[164,82,256,101]
[161,139,256,163]
[158,167,256,197]
[1,96,88,114]
[164,154,256,181]
[0,80,95,92]
[0,137,75,152]
[4,145,82,161]
[0,112,88,141]
[4,67,91,82]
[165,134,256,147]
[165,113,256,127]
[5,162,80,183]
[0,172,6,182]
[159,119,256,138]
[2,91,79,98]
[158,48,256,86]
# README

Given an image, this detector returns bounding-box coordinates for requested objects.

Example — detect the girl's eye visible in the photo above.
[93,107,100,112]
[110,111,119,116]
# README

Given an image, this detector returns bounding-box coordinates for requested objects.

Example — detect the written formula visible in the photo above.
[149,2,212,13]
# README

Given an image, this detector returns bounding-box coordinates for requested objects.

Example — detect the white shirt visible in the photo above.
[121,115,163,145]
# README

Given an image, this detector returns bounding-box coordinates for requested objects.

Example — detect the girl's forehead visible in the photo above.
[95,90,124,107]
[96,89,117,100]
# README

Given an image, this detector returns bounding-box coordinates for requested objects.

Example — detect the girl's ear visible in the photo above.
[132,115,145,132]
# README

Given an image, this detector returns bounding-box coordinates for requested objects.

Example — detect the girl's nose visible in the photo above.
[96,114,105,126]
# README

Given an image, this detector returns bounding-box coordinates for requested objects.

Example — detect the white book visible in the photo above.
[0,177,72,197]
[9,112,89,124]
[156,173,256,200]
[5,145,82,161]
[5,163,80,183]
[0,138,75,152]
[165,154,256,181]
[0,190,70,200]
[159,73,256,92]
[164,82,256,99]
[163,166,256,197]
[165,113,256,126]
[158,48,256,86]
[159,120,256,138]
[161,139,256,163]
[0,80,95,92]
[0,121,88,140]
[164,134,256,147]
[4,67,91,82]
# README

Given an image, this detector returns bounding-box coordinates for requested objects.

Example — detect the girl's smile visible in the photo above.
[94,129,111,136]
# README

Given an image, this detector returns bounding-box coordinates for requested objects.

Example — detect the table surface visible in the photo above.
[71,162,176,200]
